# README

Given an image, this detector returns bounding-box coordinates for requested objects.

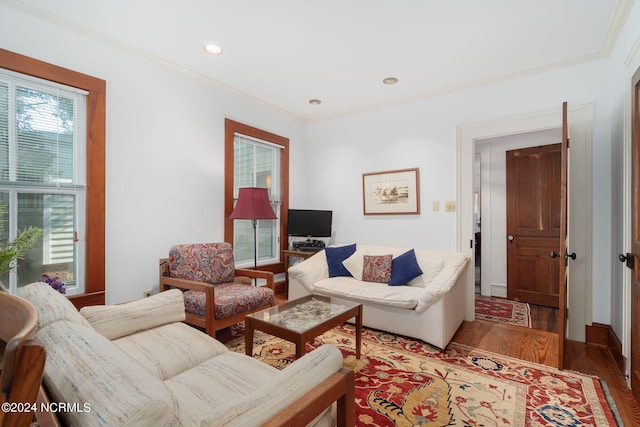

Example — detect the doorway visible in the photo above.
[474,131,560,333]
[458,104,593,343]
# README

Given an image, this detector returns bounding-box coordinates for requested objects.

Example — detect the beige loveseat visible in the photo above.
[288,244,470,349]
[17,283,354,427]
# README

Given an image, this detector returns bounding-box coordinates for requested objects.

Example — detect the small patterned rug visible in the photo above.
[475,295,531,327]
[227,325,618,426]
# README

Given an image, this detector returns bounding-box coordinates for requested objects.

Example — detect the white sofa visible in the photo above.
[17,282,354,427]
[288,244,470,349]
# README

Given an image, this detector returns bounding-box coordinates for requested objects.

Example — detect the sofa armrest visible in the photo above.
[80,289,186,339]
[415,253,470,313]
[287,250,329,292]
[201,344,353,427]
[261,368,355,427]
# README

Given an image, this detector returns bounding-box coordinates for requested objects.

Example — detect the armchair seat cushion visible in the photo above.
[184,284,274,320]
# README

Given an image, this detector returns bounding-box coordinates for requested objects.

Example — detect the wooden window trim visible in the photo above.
[0,49,105,307]
[224,118,289,274]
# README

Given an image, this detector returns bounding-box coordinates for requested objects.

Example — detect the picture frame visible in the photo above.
[362,168,420,215]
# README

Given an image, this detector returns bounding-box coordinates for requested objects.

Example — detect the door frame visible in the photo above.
[623,51,640,386]
[457,104,593,342]
[614,51,640,387]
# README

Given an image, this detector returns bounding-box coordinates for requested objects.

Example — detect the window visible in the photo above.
[0,70,86,293]
[225,119,289,270]
[0,49,105,304]
[233,135,281,265]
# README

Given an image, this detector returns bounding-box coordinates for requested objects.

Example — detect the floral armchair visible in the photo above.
[159,242,275,337]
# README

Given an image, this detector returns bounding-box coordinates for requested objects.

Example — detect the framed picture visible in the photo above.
[362,168,420,215]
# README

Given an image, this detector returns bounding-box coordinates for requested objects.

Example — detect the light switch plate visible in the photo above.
[445,201,456,212]
[432,201,440,211]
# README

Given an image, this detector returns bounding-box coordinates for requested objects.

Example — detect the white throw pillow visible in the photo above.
[341,248,367,280]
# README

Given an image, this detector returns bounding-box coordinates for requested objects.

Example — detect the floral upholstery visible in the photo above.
[169,243,274,320]
[169,243,235,285]
[362,254,393,283]
[184,284,273,319]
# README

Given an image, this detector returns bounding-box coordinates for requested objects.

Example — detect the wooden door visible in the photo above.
[558,101,569,370]
[506,143,562,307]
[631,66,640,403]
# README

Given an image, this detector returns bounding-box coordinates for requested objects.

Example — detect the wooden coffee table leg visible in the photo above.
[245,317,254,357]
[296,336,305,359]
[355,305,362,359]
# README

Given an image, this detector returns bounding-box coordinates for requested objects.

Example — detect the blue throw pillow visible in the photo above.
[388,249,424,286]
[325,244,357,277]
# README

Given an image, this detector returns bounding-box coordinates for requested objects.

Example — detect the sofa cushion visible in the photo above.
[341,247,366,280]
[183,283,274,319]
[36,321,177,427]
[343,247,424,286]
[113,322,229,380]
[389,249,424,286]
[313,276,421,309]
[362,254,393,283]
[165,351,279,426]
[80,289,186,339]
[325,244,357,277]
[342,246,393,280]
[18,282,91,330]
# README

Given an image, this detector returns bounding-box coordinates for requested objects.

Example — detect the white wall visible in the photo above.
[0,3,308,304]
[307,58,613,325]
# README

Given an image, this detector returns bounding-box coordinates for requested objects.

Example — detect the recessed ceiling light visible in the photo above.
[383,77,398,85]
[203,44,223,55]
[308,99,322,105]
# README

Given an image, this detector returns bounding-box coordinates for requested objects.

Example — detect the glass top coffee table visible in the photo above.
[245,295,362,359]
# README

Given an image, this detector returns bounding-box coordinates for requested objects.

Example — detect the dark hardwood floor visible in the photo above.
[529,302,557,333]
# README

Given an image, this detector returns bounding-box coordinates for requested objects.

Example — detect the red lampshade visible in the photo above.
[229,187,277,220]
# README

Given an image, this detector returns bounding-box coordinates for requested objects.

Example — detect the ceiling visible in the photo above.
[6,0,632,122]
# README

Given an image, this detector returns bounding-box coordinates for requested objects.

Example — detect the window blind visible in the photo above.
[0,69,87,188]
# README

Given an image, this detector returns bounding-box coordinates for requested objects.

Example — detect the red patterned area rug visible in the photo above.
[475,295,531,328]
[226,325,619,426]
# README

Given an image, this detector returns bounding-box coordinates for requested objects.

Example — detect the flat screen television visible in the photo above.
[287,209,332,237]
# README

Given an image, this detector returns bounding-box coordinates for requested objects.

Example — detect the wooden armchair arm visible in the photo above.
[261,367,355,427]
[160,276,215,294]
[159,276,215,327]
[159,258,274,291]
[235,269,275,290]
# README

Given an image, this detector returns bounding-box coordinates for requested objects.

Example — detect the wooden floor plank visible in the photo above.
[453,320,558,366]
